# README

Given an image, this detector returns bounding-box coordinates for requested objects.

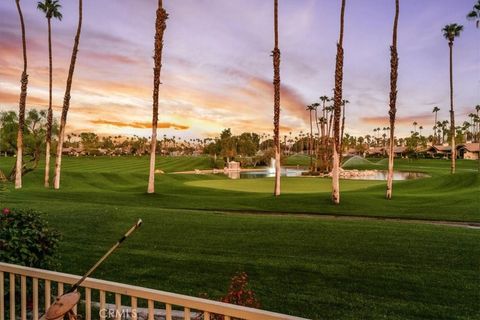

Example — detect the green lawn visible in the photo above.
[1,155,479,319]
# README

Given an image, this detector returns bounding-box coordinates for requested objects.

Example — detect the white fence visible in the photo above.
[0,262,307,320]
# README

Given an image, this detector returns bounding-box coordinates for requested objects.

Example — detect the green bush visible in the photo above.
[0,208,61,269]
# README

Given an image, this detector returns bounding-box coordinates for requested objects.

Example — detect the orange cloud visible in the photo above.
[361,113,434,126]
[0,90,47,105]
[90,119,189,130]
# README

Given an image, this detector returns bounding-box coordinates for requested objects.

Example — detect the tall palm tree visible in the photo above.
[467,0,480,28]
[53,0,82,189]
[306,104,315,170]
[312,102,320,171]
[432,106,440,142]
[331,0,347,204]
[37,0,62,188]
[272,0,281,197]
[412,121,418,133]
[14,0,29,189]
[442,23,463,174]
[147,0,168,194]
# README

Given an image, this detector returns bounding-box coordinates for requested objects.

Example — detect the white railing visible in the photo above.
[0,262,307,320]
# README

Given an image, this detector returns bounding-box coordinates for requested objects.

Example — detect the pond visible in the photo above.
[225,169,428,180]
[226,168,305,179]
[341,170,429,181]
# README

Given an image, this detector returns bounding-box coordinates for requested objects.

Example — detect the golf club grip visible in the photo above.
[68,219,142,293]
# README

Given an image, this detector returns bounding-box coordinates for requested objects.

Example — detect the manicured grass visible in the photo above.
[1,155,479,319]
[186,177,384,193]
[2,156,477,222]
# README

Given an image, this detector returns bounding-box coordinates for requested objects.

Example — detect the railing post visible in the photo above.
[9,274,15,320]
[21,275,27,320]
[184,307,191,320]
[33,277,39,320]
[45,280,51,311]
[99,290,106,320]
[131,297,137,320]
[85,287,91,320]
[0,272,4,320]
[148,299,154,320]
[115,293,121,320]
[165,304,172,320]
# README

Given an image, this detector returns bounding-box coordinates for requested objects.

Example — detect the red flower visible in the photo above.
[2,208,10,215]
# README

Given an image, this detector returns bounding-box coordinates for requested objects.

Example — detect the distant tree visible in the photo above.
[0,110,53,179]
[432,106,440,143]
[147,0,168,194]
[306,104,316,170]
[14,0,29,189]
[53,0,83,189]
[467,0,480,28]
[331,0,347,204]
[386,0,399,200]
[79,132,99,152]
[272,0,282,197]
[442,23,463,174]
[237,132,260,156]
[37,0,62,188]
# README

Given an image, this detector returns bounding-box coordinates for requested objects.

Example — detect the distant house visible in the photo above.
[393,146,407,158]
[426,145,451,158]
[457,143,479,160]
[366,147,384,157]
[62,147,84,156]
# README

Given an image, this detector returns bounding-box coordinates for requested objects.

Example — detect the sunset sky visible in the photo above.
[0,0,478,139]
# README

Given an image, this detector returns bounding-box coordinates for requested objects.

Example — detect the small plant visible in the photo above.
[220,272,260,308]
[197,272,260,320]
[0,208,61,269]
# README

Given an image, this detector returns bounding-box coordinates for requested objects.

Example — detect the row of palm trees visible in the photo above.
[270,0,470,202]
[14,0,81,190]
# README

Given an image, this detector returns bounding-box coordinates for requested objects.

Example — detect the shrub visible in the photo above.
[0,208,61,269]
[198,272,260,320]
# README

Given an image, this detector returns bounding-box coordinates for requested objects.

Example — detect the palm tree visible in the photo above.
[272,0,281,197]
[331,0,347,204]
[467,0,480,28]
[312,102,320,171]
[147,0,168,194]
[432,106,440,143]
[14,0,29,189]
[442,23,463,174]
[386,0,399,200]
[412,121,418,133]
[306,104,316,170]
[37,0,62,188]
[53,0,83,189]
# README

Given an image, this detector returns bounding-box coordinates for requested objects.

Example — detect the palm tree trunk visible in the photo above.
[273,0,281,197]
[386,0,399,200]
[148,0,168,194]
[331,0,346,204]
[14,0,28,190]
[340,104,346,163]
[44,17,53,188]
[314,107,320,171]
[309,109,313,171]
[53,0,82,190]
[449,41,456,174]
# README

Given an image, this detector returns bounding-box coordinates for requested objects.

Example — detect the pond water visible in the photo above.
[227,168,305,179]
[343,170,429,181]
[225,169,428,180]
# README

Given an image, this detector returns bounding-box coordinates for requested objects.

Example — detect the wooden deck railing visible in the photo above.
[0,262,307,320]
